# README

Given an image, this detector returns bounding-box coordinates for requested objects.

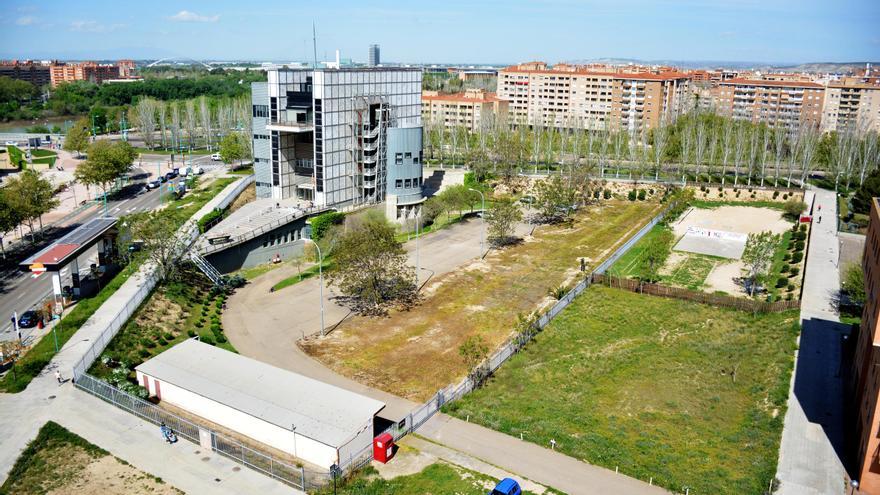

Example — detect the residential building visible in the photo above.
[496,61,692,133]
[49,61,127,86]
[0,60,51,87]
[822,81,880,133]
[368,44,380,66]
[852,197,880,494]
[251,66,424,220]
[715,79,825,130]
[422,89,508,131]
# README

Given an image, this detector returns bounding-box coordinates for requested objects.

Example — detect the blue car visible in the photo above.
[17,310,39,329]
[489,478,522,495]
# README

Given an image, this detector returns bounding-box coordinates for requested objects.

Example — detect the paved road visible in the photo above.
[776,187,848,495]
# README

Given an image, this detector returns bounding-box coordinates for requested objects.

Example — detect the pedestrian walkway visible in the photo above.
[776,187,847,495]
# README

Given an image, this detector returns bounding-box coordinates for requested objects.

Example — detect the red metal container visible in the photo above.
[373,433,394,463]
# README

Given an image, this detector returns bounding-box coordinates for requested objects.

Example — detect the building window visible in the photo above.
[396,179,403,188]
[395,153,403,165]
[413,156,419,164]
[404,152,412,159]
[404,179,412,188]
[253,105,269,118]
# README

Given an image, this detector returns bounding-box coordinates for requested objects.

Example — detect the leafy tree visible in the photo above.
[486,197,523,246]
[88,106,108,134]
[63,117,90,157]
[219,132,249,168]
[4,169,59,240]
[421,196,444,225]
[841,262,866,306]
[310,211,345,240]
[459,334,490,384]
[436,184,475,220]
[852,168,880,215]
[742,231,779,297]
[533,174,577,223]
[75,140,137,200]
[639,229,674,283]
[0,187,24,257]
[118,211,189,281]
[328,213,417,315]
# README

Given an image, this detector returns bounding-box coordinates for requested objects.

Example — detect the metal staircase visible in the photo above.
[190,251,224,286]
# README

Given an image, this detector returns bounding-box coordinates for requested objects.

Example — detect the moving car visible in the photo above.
[145,179,161,190]
[489,478,522,495]
[211,153,222,161]
[17,310,39,329]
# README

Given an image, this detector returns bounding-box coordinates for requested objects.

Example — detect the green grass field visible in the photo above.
[446,286,798,495]
[606,224,671,279]
[665,254,720,290]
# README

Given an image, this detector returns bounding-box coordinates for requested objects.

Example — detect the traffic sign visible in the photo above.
[29,262,46,275]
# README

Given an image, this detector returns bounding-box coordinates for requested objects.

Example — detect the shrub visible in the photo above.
[156,337,168,346]
[789,267,800,277]
[603,189,612,199]
[140,337,156,348]
[800,224,807,232]
[215,300,223,310]
[200,334,216,345]
[718,187,723,192]
[637,189,646,201]
[628,190,637,201]
[791,252,803,263]
[782,193,789,200]
[787,283,796,291]
[776,277,788,288]
[310,211,346,240]
[782,198,807,219]
[648,189,654,195]
[138,348,151,358]
[782,253,791,261]
[773,191,780,198]
[216,334,228,344]
[780,264,790,273]
[197,209,225,233]
[163,332,174,340]
[794,240,805,251]
[211,323,221,333]
[786,293,794,301]
[187,329,197,337]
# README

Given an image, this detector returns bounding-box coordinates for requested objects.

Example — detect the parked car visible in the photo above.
[158,175,168,183]
[489,478,522,495]
[145,179,161,190]
[211,153,222,161]
[193,165,204,175]
[17,310,39,329]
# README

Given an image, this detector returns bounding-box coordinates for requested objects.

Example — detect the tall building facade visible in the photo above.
[715,79,825,130]
[422,89,508,131]
[251,67,424,220]
[0,60,51,87]
[49,61,127,86]
[852,197,880,493]
[823,82,880,134]
[368,44,380,67]
[497,61,691,133]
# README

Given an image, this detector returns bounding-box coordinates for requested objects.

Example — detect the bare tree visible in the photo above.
[184,99,197,150]
[799,125,818,186]
[694,117,707,183]
[652,117,668,181]
[733,124,747,186]
[170,102,181,152]
[680,115,694,182]
[747,125,761,186]
[199,96,213,151]
[156,100,168,150]
[857,127,878,186]
[133,98,157,150]
[760,125,771,186]
[720,119,734,185]
[773,124,786,187]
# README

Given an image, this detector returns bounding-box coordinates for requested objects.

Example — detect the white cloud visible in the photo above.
[169,10,219,23]
[15,16,35,26]
[70,20,124,33]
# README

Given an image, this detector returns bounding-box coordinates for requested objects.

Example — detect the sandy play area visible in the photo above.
[670,205,794,295]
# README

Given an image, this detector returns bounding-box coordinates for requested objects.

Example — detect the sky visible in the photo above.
[0,0,878,65]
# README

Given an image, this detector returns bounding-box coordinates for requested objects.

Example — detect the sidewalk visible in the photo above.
[776,187,847,495]
[419,414,669,495]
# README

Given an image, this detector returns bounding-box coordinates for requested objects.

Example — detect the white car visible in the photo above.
[211,153,222,161]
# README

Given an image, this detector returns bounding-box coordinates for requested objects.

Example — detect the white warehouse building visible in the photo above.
[135,339,385,469]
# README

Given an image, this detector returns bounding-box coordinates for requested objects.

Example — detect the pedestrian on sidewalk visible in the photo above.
[55,370,63,384]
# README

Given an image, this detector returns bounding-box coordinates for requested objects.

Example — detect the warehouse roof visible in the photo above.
[135,339,385,448]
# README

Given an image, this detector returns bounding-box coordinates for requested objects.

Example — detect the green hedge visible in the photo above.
[310,211,345,240]
[7,145,25,168]
[197,208,225,233]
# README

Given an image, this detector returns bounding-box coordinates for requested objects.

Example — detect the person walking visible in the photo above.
[54,370,63,384]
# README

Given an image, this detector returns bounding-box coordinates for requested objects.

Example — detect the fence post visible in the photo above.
[300,466,305,489]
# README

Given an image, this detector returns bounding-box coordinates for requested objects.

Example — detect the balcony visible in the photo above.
[267,108,314,133]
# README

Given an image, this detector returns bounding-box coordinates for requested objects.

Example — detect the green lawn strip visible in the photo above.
[0,177,236,393]
[313,463,543,495]
[446,286,798,495]
[30,149,57,158]
[272,259,334,291]
[229,166,254,175]
[688,199,790,211]
[31,156,56,166]
[607,224,673,279]
[662,254,719,290]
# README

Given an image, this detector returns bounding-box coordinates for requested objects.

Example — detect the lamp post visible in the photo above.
[468,188,485,256]
[306,238,325,337]
[850,480,859,495]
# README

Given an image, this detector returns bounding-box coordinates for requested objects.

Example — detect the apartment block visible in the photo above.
[422,89,508,131]
[49,61,127,86]
[852,197,880,494]
[251,67,424,220]
[497,61,691,132]
[0,60,51,87]
[715,79,825,130]
[823,81,880,133]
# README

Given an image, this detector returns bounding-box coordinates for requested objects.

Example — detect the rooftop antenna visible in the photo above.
[312,23,318,69]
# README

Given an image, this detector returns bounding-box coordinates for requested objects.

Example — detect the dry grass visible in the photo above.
[300,200,662,401]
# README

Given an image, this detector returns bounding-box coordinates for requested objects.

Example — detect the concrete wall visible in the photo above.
[205,216,309,273]
[136,370,339,468]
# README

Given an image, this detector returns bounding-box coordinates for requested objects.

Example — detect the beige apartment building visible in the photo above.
[422,89,508,131]
[822,81,880,133]
[49,61,130,86]
[715,78,825,130]
[497,61,691,133]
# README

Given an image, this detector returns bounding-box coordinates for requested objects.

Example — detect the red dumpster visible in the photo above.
[373,433,395,463]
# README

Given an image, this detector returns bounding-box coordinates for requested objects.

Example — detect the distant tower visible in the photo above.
[368,44,380,66]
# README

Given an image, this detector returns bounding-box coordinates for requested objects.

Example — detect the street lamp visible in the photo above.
[305,238,325,337]
[850,480,859,495]
[468,188,485,256]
